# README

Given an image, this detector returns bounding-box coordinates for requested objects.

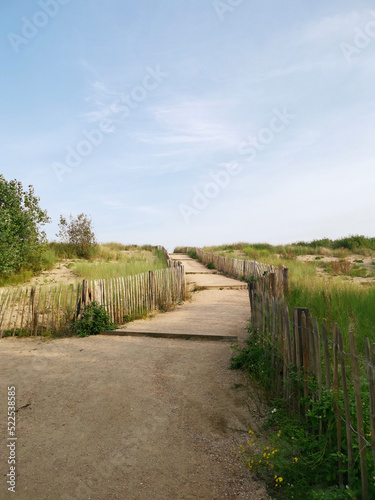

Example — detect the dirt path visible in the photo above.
[0,256,269,500]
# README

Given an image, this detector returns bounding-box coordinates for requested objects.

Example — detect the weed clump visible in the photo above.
[70,302,117,337]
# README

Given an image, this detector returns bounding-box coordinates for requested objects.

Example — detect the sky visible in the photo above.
[1,0,374,252]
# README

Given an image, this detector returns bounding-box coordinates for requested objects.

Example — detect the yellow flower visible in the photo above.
[291,436,294,440]
[259,460,262,464]
[293,457,298,463]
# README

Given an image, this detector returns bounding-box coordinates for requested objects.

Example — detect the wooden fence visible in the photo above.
[0,267,186,338]
[249,283,375,498]
[176,246,288,298]
[157,245,182,268]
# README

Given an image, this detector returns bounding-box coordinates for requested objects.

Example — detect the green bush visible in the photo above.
[0,175,50,276]
[57,213,97,259]
[188,250,198,259]
[70,302,117,337]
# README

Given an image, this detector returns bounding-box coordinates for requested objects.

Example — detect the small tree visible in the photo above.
[57,213,97,258]
[0,175,50,275]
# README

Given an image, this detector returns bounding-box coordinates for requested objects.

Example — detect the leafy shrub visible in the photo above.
[57,213,97,259]
[0,175,50,275]
[207,261,215,269]
[70,302,117,337]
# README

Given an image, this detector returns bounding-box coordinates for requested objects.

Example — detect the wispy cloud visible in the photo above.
[134,99,241,151]
[101,198,165,216]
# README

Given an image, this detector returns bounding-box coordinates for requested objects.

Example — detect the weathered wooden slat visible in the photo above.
[348,330,368,499]
[332,324,343,486]
[337,328,354,486]
[12,288,23,336]
[365,338,375,469]
[321,320,331,390]
[6,288,18,334]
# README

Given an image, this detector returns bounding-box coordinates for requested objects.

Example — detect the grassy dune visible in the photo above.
[203,238,375,352]
[71,246,167,280]
[0,243,167,286]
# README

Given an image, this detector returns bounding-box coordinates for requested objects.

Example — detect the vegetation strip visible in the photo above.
[185,243,375,498]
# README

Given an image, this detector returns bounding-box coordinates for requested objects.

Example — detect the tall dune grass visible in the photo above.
[203,242,375,354]
[288,277,375,353]
[71,248,166,280]
[0,244,167,286]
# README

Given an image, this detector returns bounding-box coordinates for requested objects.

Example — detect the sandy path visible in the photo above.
[0,255,269,499]
[1,336,269,500]
[108,254,250,340]
[117,289,250,339]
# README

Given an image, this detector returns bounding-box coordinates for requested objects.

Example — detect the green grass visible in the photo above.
[0,270,34,287]
[203,235,375,259]
[71,247,167,280]
[203,240,375,355]
[0,244,168,286]
[288,278,375,353]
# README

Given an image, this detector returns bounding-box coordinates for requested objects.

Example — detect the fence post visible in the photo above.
[301,311,309,399]
[337,328,354,487]
[149,271,155,311]
[365,338,375,469]
[31,286,38,336]
[294,308,309,369]
[333,324,344,487]
[248,282,255,313]
[348,330,369,499]
[82,280,90,306]
[283,267,289,296]
[269,273,276,297]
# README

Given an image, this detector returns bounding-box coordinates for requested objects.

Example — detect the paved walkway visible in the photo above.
[104,255,250,342]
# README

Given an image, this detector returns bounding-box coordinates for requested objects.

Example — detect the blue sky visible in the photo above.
[1,0,374,251]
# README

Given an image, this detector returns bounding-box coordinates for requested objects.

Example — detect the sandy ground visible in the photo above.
[120,289,250,337]
[297,254,375,284]
[1,336,269,500]
[25,260,78,287]
[1,256,269,500]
